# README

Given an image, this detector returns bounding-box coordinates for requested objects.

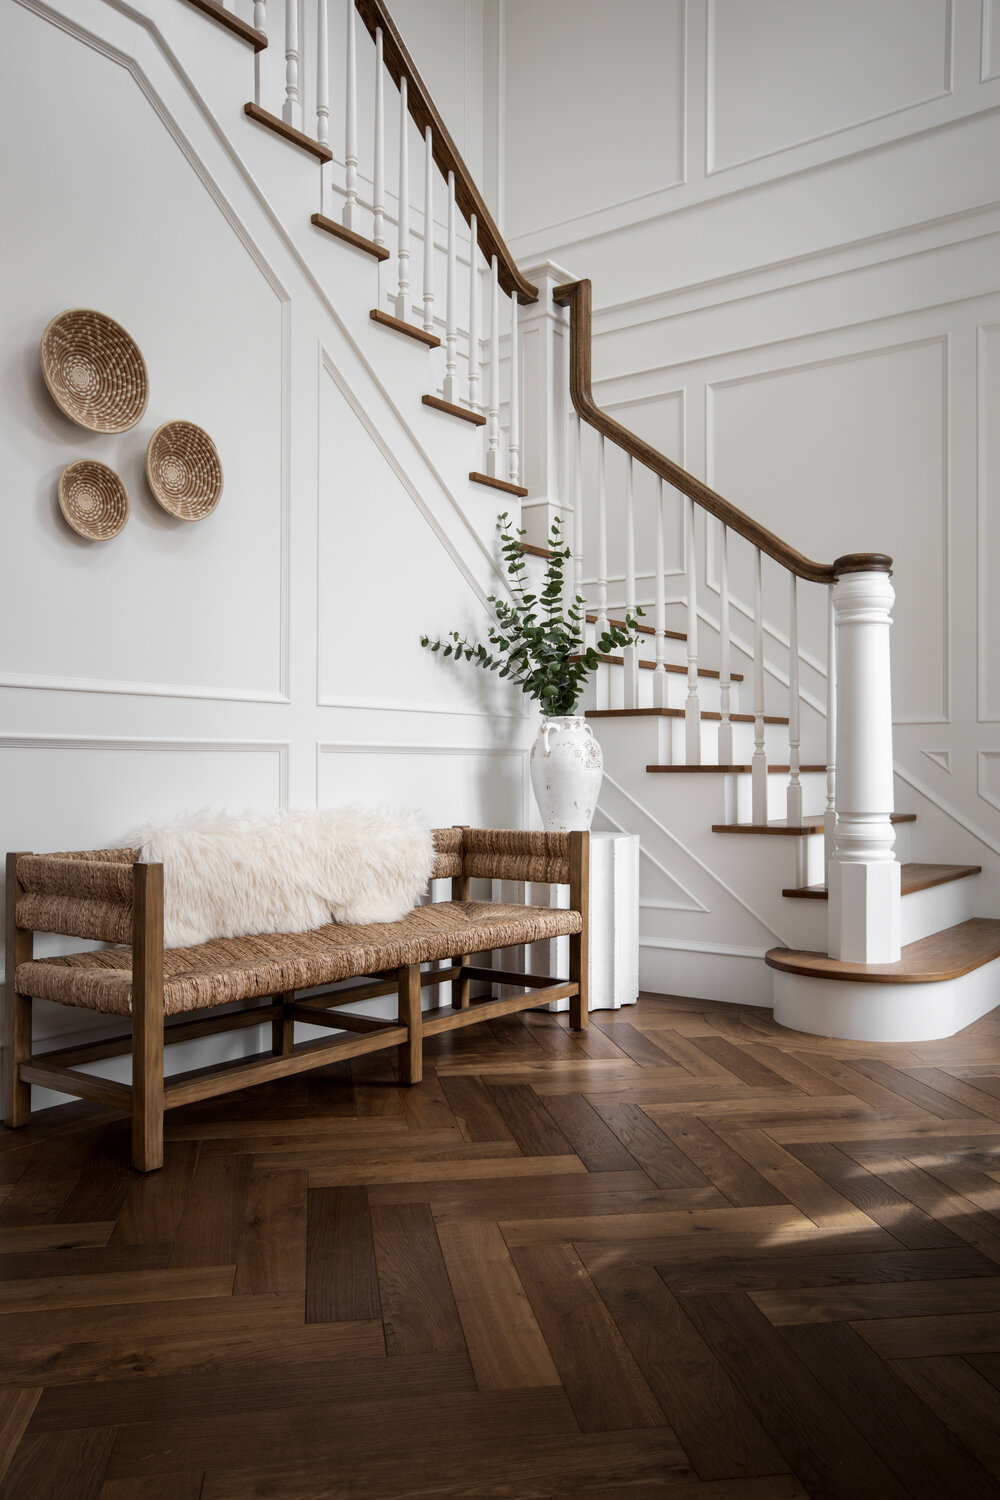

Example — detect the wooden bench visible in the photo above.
[3,827,588,1171]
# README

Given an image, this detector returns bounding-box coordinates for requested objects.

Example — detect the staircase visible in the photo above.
[173,0,1000,1044]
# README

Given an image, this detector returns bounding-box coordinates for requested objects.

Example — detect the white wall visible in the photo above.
[0,0,532,1084]
[498,0,1000,890]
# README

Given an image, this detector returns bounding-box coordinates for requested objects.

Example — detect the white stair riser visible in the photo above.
[591,665,739,715]
[638,944,773,1007]
[781,873,978,953]
[772,958,1000,1043]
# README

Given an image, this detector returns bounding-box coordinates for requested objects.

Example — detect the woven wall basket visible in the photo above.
[58,460,129,540]
[40,309,149,433]
[146,420,223,521]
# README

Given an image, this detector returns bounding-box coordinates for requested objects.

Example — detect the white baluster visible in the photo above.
[825,584,837,875]
[343,0,358,231]
[486,256,501,477]
[596,434,609,639]
[623,455,638,708]
[684,496,701,764]
[422,127,434,332]
[653,476,668,710]
[573,414,584,614]
[282,0,301,130]
[787,573,802,826]
[467,215,480,410]
[751,546,768,822]
[316,0,330,153]
[443,173,458,403]
[372,28,385,245]
[394,77,410,321]
[827,567,900,962]
[507,289,520,485]
[253,0,267,106]
[718,522,733,765]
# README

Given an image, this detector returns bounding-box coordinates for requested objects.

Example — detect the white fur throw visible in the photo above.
[122,806,435,950]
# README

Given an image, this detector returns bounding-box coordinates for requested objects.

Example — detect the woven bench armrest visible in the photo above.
[13,850,139,944]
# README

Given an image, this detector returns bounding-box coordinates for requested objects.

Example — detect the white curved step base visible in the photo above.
[772,958,1000,1043]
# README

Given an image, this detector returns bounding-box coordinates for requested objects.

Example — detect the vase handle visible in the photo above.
[540,722,557,755]
[582,721,595,740]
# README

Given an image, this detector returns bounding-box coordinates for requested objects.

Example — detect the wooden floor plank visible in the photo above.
[369,1201,465,1355]
[233,1169,307,1296]
[488,1083,575,1156]
[510,1240,666,1431]
[305,1186,380,1323]
[168,1154,251,1269]
[540,1090,644,1172]
[435,1219,561,1390]
[718,1128,885,1231]
[594,1102,716,1189]
[109,1141,200,1247]
[891,1355,1000,1482]
[591,1259,788,1479]
[0,1424,116,1500]
[752,1275,1000,1325]
[785,1141,966,1249]
[0,1387,40,1487]
[657,1115,788,1207]
[437,1074,516,1143]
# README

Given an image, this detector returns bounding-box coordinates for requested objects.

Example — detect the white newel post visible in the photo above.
[827,564,901,964]
[515,260,576,548]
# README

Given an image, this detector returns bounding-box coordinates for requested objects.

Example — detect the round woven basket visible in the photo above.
[40,309,149,433]
[57,460,129,540]
[145,420,223,521]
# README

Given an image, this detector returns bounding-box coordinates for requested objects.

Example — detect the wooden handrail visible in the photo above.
[552,279,892,584]
[354,0,538,305]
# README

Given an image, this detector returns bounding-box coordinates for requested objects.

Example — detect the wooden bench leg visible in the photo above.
[569,831,590,1033]
[397,963,422,1086]
[272,991,295,1056]
[4,852,33,1128]
[131,863,165,1173]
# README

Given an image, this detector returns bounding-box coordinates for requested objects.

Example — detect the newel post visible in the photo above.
[515,259,577,548]
[827,556,901,963]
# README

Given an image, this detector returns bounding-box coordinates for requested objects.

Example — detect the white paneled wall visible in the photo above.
[1,0,531,1070]
[497,0,1000,920]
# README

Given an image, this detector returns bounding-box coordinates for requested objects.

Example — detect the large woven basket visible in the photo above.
[40,309,149,433]
[57,460,129,540]
[146,420,223,521]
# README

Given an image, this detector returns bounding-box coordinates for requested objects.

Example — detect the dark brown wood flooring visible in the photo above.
[3,991,1000,1498]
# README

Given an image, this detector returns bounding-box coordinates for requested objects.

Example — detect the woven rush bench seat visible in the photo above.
[4,827,590,1173]
[16,901,583,1017]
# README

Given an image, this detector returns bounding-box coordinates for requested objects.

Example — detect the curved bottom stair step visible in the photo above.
[783,862,982,900]
[766,918,1000,985]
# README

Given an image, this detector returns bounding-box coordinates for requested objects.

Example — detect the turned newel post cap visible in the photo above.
[833,552,893,578]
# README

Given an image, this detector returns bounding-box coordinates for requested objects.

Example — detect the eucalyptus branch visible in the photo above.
[421,513,645,717]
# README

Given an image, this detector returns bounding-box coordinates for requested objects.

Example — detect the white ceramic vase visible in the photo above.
[529,716,603,832]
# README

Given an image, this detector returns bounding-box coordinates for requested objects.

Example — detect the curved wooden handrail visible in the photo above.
[354,0,538,305]
[553,279,892,584]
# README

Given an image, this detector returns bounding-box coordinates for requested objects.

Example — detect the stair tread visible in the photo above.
[370,309,441,347]
[182,0,267,48]
[470,471,529,498]
[713,812,916,836]
[587,708,790,724]
[422,394,486,425]
[585,612,685,642]
[648,764,827,774]
[765,918,1000,985]
[243,102,332,161]
[576,652,743,681]
[311,213,390,261]
[783,862,983,900]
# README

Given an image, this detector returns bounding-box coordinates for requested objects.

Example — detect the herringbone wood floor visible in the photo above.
[3,994,1000,1498]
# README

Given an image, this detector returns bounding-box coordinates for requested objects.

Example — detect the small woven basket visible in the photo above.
[40,309,149,433]
[58,460,129,540]
[146,420,223,521]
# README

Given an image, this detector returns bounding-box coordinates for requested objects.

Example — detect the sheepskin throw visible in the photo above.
[123,806,435,950]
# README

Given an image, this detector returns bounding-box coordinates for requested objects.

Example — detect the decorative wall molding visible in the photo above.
[984,0,1000,82]
[705,0,954,176]
[896,759,1000,858]
[978,749,1000,815]
[978,321,1000,721]
[921,748,952,773]
[315,740,531,826]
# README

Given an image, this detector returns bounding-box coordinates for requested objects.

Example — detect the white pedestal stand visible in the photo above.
[494,831,639,1011]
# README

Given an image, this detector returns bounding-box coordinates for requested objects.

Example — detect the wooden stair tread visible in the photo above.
[518,542,559,559]
[648,764,827,774]
[585,612,683,641]
[579,652,743,681]
[370,309,441,347]
[783,862,983,900]
[311,214,390,261]
[243,103,332,161]
[423,395,486,425]
[713,812,916,837]
[766,917,1000,984]
[470,471,529,498]
[587,708,789,724]
[182,0,267,48]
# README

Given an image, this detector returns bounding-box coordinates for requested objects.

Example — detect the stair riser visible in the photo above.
[638,945,773,1007]
[782,874,977,953]
[591,665,739,715]
[772,958,1000,1043]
